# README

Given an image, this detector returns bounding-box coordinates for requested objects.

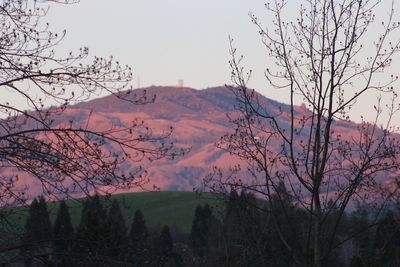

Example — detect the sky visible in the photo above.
[40,0,400,124]
[47,0,268,90]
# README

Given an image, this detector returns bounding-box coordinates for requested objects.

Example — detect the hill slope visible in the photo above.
[6,85,400,196]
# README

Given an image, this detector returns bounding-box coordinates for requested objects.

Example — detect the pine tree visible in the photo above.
[53,200,74,265]
[222,190,242,264]
[74,195,108,264]
[106,199,127,259]
[348,206,374,264]
[25,196,52,243]
[373,210,400,265]
[222,191,272,266]
[53,200,74,252]
[24,198,38,244]
[190,205,204,257]
[23,196,53,265]
[156,225,174,267]
[128,209,148,265]
[190,204,213,258]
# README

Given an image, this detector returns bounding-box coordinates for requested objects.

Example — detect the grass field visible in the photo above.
[9,191,223,234]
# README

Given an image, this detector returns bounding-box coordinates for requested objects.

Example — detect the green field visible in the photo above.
[10,191,223,234]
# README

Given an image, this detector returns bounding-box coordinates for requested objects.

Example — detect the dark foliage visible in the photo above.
[153,225,182,267]
[53,200,74,265]
[22,196,53,265]
[106,199,128,259]
[189,204,212,258]
[128,209,148,265]
[16,192,400,266]
[25,196,52,243]
[73,195,111,265]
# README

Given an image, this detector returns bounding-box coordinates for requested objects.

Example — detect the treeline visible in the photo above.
[17,192,400,267]
[188,190,400,267]
[21,196,182,266]
[186,190,400,267]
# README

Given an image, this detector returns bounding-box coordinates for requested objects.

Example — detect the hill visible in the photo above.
[4,85,399,197]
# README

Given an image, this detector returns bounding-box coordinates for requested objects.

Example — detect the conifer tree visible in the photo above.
[373,210,400,265]
[156,225,174,267]
[53,200,74,265]
[106,199,127,259]
[74,195,108,263]
[24,198,39,246]
[222,191,273,266]
[53,200,74,253]
[25,196,52,243]
[223,190,242,258]
[190,204,213,258]
[23,196,52,265]
[129,209,148,265]
[190,205,205,257]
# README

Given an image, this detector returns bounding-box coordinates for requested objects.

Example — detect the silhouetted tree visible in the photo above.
[53,200,74,260]
[129,209,148,265]
[53,200,74,253]
[23,196,52,265]
[206,0,400,266]
[373,210,400,266]
[25,196,52,243]
[0,0,185,210]
[0,1,187,264]
[74,195,109,265]
[222,190,244,265]
[159,225,173,266]
[0,0,187,260]
[266,182,307,266]
[222,191,271,266]
[190,204,212,258]
[106,199,128,260]
[154,225,182,267]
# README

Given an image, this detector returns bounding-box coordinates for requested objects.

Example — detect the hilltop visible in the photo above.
[7,85,399,197]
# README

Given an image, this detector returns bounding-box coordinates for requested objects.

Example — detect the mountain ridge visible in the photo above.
[7,85,399,197]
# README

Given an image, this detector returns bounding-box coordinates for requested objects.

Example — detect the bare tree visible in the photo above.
[0,0,185,207]
[206,0,400,266]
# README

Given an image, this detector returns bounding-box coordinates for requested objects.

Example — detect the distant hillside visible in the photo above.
[6,85,399,197]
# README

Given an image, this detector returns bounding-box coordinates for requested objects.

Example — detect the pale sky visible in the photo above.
[47,0,267,90]
[40,0,400,124]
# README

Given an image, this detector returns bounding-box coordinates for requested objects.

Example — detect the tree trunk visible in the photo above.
[313,194,322,267]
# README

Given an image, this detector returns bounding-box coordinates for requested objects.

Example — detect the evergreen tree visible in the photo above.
[159,225,173,262]
[348,206,374,264]
[190,204,213,258]
[222,190,243,265]
[106,199,127,259]
[224,190,240,226]
[221,190,286,266]
[53,200,74,252]
[267,182,305,267]
[53,200,74,265]
[129,209,148,265]
[24,198,39,246]
[25,196,52,243]
[223,190,259,266]
[74,195,109,264]
[373,210,400,266]
[154,225,182,267]
[23,196,53,265]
